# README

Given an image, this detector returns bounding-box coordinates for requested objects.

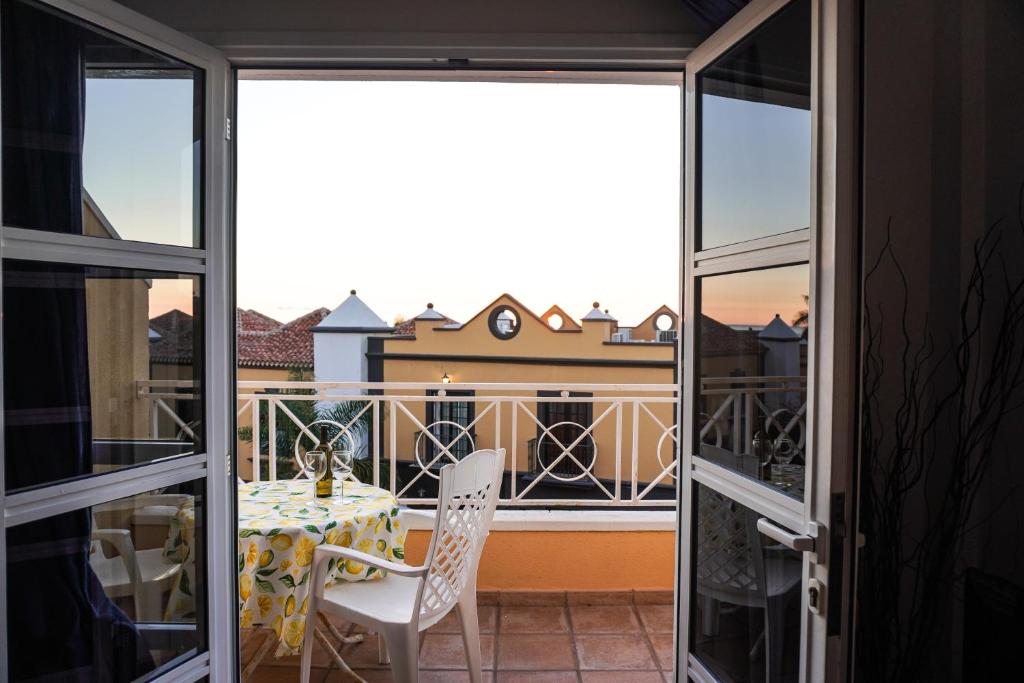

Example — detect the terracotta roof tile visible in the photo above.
[237,307,329,368]
[392,315,457,336]
[149,309,195,364]
[149,307,330,369]
[700,315,762,355]
[237,308,281,333]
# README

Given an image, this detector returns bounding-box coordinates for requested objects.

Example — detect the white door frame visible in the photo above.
[674,0,859,681]
[0,0,234,680]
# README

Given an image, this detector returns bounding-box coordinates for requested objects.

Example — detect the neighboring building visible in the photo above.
[312,290,393,390]
[361,293,802,496]
[226,293,803,494]
[371,294,681,494]
[237,306,328,381]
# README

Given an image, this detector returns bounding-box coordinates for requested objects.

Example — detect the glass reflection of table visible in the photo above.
[765,463,804,499]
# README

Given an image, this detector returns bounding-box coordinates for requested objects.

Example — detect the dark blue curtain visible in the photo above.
[2,1,152,679]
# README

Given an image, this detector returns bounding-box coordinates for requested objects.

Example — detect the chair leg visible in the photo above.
[136,584,162,622]
[378,632,391,664]
[299,607,319,683]
[383,624,419,683]
[701,595,721,637]
[457,592,483,683]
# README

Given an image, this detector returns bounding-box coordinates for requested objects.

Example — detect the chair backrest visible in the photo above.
[695,486,764,605]
[417,448,505,624]
[694,444,767,606]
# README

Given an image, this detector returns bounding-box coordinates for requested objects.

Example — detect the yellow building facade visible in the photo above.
[374,294,679,489]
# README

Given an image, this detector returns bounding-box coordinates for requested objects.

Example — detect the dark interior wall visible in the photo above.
[114,0,711,63]
[857,1,1024,681]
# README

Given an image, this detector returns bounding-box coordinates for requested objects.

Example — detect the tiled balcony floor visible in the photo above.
[244,590,675,682]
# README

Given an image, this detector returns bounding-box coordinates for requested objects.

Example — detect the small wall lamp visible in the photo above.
[441,371,452,384]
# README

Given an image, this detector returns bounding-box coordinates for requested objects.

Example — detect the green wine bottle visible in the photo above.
[315,425,334,498]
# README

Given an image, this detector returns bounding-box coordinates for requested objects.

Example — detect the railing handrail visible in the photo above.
[138,378,808,509]
[235,380,680,393]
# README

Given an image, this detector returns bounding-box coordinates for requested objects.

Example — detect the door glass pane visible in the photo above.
[4,479,205,681]
[695,265,808,500]
[1,0,203,247]
[698,0,811,250]
[691,483,802,682]
[3,259,203,492]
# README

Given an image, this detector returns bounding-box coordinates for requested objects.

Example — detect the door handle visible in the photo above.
[757,517,818,552]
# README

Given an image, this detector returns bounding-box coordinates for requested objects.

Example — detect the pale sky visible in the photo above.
[236,79,682,327]
[80,77,810,328]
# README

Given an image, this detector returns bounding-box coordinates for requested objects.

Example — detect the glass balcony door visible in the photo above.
[677,0,858,681]
[0,1,233,681]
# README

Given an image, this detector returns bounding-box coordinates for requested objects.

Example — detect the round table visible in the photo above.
[163,479,407,661]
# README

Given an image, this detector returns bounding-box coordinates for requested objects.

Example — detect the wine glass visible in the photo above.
[773,433,797,465]
[304,449,328,484]
[333,449,354,499]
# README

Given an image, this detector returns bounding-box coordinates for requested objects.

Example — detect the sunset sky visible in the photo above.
[82,77,809,328]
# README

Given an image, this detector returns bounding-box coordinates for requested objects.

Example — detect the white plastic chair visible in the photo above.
[89,523,182,621]
[300,448,505,683]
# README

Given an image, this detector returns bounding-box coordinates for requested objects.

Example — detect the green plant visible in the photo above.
[237,371,395,487]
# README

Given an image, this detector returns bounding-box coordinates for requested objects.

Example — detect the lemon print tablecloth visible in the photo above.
[163,479,406,657]
[237,479,406,656]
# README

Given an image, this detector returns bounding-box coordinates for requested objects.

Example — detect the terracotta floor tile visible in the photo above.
[259,642,336,670]
[574,634,656,670]
[499,606,569,634]
[637,604,675,634]
[428,605,498,634]
[649,634,675,670]
[496,634,577,670]
[633,590,674,605]
[478,591,499,606]
[324,670,392,683]
[569,605,641,634]
[248,667,315,683]
[419,672,495,683]
[241,630,274,667]
[581,672,664,683]
[326,633,390,670]
[327,671,494,683]
[499,591,567,606]
[568,591,633,605]
[496,672,579,683]
[419,633,496,670]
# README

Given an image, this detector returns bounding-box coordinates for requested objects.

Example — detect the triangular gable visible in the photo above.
[539,304,581,332]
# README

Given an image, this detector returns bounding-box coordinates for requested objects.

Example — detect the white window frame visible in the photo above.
[675,0,859,681]
[0,0,234,680]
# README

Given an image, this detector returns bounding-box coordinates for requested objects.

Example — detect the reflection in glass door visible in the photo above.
[0,1,232,681]
[678,0,836,681]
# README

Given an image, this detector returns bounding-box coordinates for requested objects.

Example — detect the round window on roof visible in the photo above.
[655,313,675,331]
[488,305,521,340]
[547,313,564,330]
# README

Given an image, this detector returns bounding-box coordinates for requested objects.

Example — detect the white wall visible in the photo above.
[313,332,367,386]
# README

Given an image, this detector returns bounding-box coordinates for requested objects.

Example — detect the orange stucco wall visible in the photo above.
[403,528,676,591]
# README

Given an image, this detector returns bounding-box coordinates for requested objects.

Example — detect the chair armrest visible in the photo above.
[92,528,135,558]
[92,528,141,583]
[312,544,427,578]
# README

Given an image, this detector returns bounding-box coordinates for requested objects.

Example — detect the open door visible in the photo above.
[676,0,858,681]
[0,0,234,680]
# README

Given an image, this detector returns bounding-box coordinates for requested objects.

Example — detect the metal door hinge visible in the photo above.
[225,117,232,141]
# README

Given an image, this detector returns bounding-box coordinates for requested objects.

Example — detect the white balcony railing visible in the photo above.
[137,378,807,509]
